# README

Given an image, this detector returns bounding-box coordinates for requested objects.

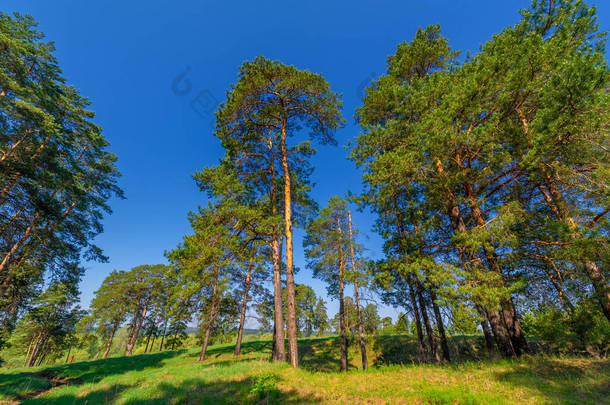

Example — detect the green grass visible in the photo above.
[0,336,608,404]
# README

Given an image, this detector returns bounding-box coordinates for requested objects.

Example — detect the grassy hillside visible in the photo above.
[1,336,608,404]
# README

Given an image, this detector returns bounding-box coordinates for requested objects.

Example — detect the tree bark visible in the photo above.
[159,320,168,352]
[199,261,220,362]
[347,210,368,370]
[464,182,528,355]
[235,254,254,357]
[279,120,298,368]
[102,322,118,359]
[416,281,439,363]
[429,287,450,362]
[392,200,426,360]
[435,158,515,357]
[407,276,427,360]
[23,332,37,367]
[27,332,47,367]
[486,307,514,357]
[271,234,286,361]
[65,345,72,364]
[145,332,151,353]
[269,140,286,362]
[126,295,149,356]
[540,178,610,321]
[337,215,348,372]
[475,303,496,353]
[144,312,159,353]
[338,272,348,372]
[516,110,610,321]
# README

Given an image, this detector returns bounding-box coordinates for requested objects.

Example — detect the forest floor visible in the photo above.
[0,336,609,404]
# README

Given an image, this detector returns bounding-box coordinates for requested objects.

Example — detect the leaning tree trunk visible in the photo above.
[124,310,140,356]
[435,157,516,356]
[235,254,254,357]
[475,303,496,353]
[415,281,439,364]
[23,333,37,367]
[465,183,528,356]
[487,307,514,357]
[126,296,149,356]
[65,345,72,364]
[159,319,168,351]
[27,332,48,367]
[279,121,298,368]
[439,171,514,357]
[429,287,450,362]
[347,210,368,370]
[103,322,119,359]
[145,313,159,353]
[407,276,427,360]
[540,177,610,321]
[199,261,220,362]
[517,109,610,322]
[94,347,101,361]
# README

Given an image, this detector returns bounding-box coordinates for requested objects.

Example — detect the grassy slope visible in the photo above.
[0,336,608,404]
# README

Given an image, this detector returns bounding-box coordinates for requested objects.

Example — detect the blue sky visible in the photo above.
[4,0,608,326]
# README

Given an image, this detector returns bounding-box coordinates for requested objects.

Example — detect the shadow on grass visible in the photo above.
[373,334,502,366]
[22,376,320,404]
[122,376,320,405]
[187,340,273,359]
[22,383,131,405]
[0,350,183,402]
[46,350,185,383]
[0,371,50,401]
[493,357,610,405]
[298,336,359,373]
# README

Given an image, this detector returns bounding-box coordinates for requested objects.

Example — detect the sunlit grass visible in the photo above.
[0,336,608,404]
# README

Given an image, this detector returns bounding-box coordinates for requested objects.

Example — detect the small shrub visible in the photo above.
[249,371,280,399]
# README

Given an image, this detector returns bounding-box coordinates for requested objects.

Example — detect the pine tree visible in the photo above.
[304,196,352,371]
[0,12,122,345]
[215,56,343,366]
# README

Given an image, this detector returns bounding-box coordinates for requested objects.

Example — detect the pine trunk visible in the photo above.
[408,277,427,360]
[199,261,220,362]
[416,282,439,363]
[339,275,348,372]
[269,141,286,362]
[235,255,254,357]
[126,298,149,356]
[347,210,368,370]
[337,215,348,372]
[486,307,514,357]
[392,201,426,360]
[23,333,36,367]
[159,320,168,351]
[102,323,118,359]
[475,303,496,353]
[280,121,298,368]
[540,178,610,321]
[65,346,72,364]
[430,287,450,362]
[517,110,610,321]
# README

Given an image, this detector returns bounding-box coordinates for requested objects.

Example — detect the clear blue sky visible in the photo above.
[4,0,608,326]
